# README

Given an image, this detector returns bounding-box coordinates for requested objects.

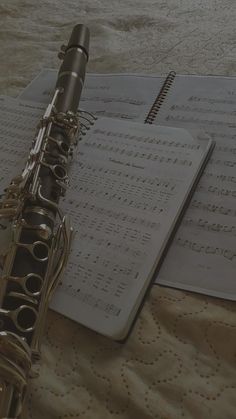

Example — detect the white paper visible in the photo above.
[20,69,165,121]
[156,75,236,300]
[0,96,212,338]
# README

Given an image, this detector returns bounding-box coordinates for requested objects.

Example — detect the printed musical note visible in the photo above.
[156,75,236,300]
[0,95,212,335]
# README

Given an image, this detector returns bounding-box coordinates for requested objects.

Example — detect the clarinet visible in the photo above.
[0,24,89,418]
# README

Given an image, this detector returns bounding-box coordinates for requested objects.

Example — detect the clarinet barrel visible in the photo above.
[0,24,89,418]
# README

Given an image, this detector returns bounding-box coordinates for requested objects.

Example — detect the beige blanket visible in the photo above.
[0,1,235,418]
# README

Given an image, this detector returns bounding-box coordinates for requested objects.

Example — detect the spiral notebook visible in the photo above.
[147,72,236,301]
[0,95,213,339]
[20,69,236,302]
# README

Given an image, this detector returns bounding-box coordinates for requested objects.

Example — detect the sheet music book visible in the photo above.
[20,70,236,301]
[0,96,213,339]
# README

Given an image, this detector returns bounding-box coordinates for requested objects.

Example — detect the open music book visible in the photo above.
[20,70,236,302]
[0,96,213,339]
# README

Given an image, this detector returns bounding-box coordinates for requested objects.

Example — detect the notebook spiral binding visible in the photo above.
[78,109,97,138]
[145,70,176,124]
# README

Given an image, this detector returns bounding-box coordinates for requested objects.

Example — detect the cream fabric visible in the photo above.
[24,289,236,419]
[0,1,235,418]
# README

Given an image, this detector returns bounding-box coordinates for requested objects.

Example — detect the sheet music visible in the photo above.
[0,97,44,190]
[0,95,212,338]
[156,75,236,300]
[20,69,165,121]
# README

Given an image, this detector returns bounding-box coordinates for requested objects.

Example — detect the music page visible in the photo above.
[20,69,165,122]
[0,97,45,190]
[156,75,236,300]
[55,119,213,339]
[0,96,212,338]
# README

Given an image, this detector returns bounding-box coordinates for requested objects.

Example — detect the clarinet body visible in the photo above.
[0,24,89,418]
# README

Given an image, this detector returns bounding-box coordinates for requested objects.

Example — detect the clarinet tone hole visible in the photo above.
[54,165,67,180]
[33,242,49,261]
[17,307,37,332]
[25,274,43,295]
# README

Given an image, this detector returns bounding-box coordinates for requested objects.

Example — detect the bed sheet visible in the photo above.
[0,1,235,418]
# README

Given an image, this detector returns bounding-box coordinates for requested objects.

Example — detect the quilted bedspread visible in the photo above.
[0,1,235,418]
